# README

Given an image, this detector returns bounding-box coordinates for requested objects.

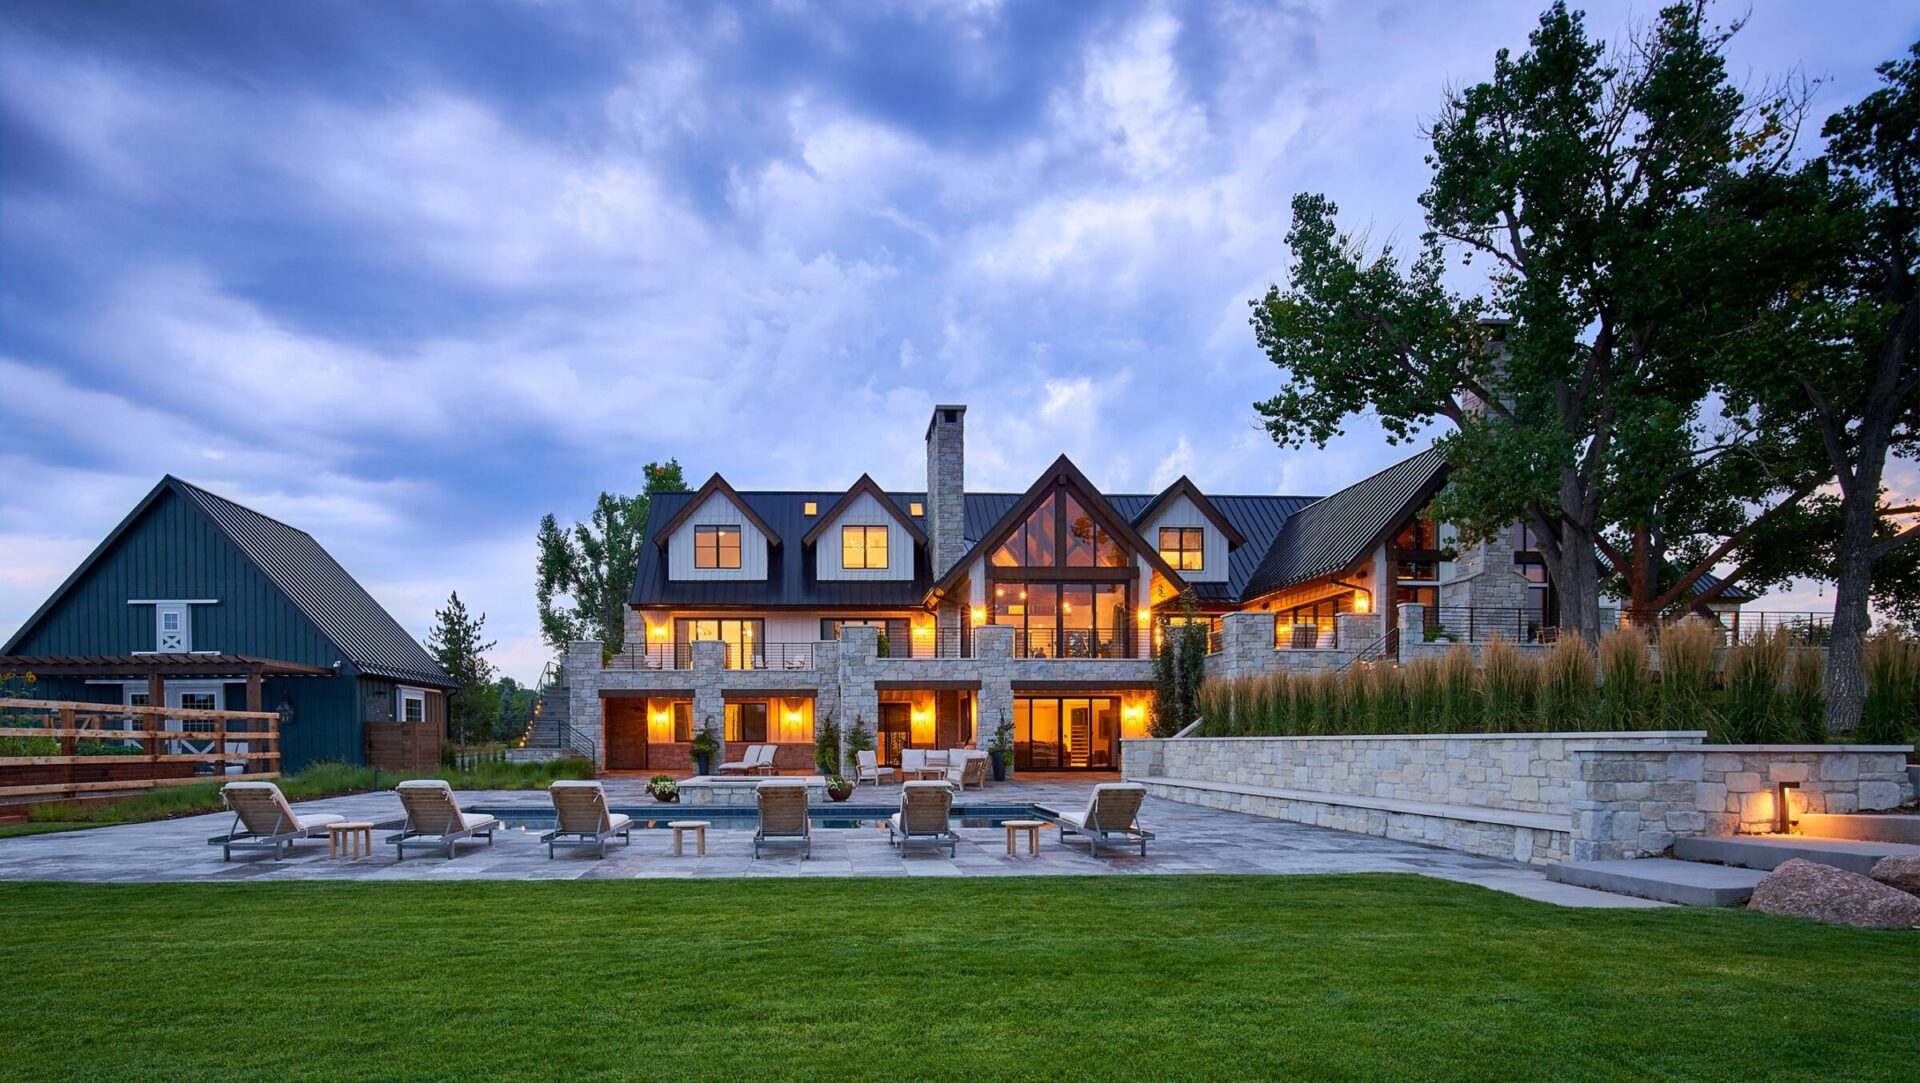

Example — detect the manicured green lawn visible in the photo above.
[1,875,1913,1081]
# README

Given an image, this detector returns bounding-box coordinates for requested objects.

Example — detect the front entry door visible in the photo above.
[878,703,911,766]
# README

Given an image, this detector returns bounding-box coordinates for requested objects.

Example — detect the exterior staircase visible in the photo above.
[1547,831,1920,907]
[507,661,595,764]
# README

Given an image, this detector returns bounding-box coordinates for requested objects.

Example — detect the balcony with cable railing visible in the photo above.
[604,642,817,671]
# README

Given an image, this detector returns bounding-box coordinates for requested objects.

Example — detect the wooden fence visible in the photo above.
[0,697,279,798]
[364,720,442,773]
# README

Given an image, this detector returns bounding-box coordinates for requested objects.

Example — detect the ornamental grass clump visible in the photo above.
[1657,619,1719,735]
[1438,644,1479,733]
[1786,647,1827,744]
[1478,636,1534,734]
[1723,629,1791,743]
[1403,655,1443,732]
[1861,633,1919,745]
[1536,636,1596,732]
[1596,626,1652,730]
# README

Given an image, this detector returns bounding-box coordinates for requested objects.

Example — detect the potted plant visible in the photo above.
[988,711,1014,782]
[844,714,874,774]
[689,719,718,776]
[876,631,891,658]
[813,713,842,777]
[646,774,679,803]
[824,775,854,801]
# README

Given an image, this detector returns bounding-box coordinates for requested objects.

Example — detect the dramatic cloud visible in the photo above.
[3,1,1914,678]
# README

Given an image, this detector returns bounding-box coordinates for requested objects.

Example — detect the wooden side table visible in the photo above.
[669,820,710,857]
[1002,819,1043,856]
[328,822,373,860]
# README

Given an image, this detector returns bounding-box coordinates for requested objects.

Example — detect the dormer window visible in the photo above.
[1159,527,1205,571]
[694,525,741,569]
[804,501,818,516]
[909,502,924,517]
[841,525,889,570]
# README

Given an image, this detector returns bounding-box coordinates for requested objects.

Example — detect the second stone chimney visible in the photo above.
[925,404,967,579]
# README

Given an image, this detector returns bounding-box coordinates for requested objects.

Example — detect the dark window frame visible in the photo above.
[1158,526,1205,571]
[693,524,742,569]
[840,524,890,570]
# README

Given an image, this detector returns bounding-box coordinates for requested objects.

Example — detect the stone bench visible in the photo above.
[1138,775,1569,865]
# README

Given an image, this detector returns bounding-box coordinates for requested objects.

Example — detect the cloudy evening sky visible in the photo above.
[3,1,1915,680]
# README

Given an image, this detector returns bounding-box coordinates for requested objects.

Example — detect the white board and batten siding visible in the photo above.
[814,492,915,581]
[666,493,770,580]
[1140,495,1229,582]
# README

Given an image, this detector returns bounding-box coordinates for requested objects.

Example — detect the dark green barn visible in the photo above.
[1,476,454,770]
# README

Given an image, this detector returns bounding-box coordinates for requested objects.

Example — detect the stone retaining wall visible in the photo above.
[1124,732,1916,866]
[1568,743,1915,860]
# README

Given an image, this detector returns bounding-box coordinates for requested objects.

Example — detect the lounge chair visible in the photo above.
[215,781,346,860]
[1040,782,1153,857]
[855,750,895,786]
[753,744,780,775]
[541,780,632,859]
[388,780,500,860]
[754,779,811,859]
[718,743,766,775]
[887,780,958,856]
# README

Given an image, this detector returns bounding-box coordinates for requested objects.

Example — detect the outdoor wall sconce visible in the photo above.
[1774,780,1800,835]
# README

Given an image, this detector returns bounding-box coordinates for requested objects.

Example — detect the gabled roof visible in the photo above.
[931,455,1188,597]
[1241,449,1449,601]
[801,473,928,547]
[2,477,455,687]
[652,473,784,549]
[1130,475,1247,549]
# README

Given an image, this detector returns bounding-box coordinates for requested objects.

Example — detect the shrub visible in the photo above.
[1478,636,1534,734]
[813,714,842,775]
[1861,633,1919,745]
[1596,626,1652,731]
[1657,619,1718,734]
[1537,636,1596,732]
[1723,629,1790,743]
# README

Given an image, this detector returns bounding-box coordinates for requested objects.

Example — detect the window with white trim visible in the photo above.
[155,602,190,652]
[398,687,427,724]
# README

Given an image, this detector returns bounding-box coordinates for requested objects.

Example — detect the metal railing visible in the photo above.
[1008,629,1139,659]
[1337,627,1398,673]
[1420,606,1565,645]
[894,627,972,659]
[604,642,815,671]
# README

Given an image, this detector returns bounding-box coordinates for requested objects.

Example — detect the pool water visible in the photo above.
[472,804,1053,832]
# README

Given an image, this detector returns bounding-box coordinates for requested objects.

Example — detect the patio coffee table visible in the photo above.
[670,821,710,857]
[1003,819,1043,856]
[328,822,373,860]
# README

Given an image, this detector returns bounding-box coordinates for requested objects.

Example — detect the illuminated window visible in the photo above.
[842,525,889,569]
[803,501,818,516]
[694,525,741,569]
[1159,527,1205,571]
[909,502,924,517]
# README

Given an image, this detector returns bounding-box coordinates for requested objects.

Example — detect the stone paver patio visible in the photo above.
[0,777,1660,907]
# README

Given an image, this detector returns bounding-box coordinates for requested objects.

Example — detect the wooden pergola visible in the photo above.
[0,654,335,712]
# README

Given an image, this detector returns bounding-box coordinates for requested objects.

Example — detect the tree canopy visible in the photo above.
[425,590,498,745]
[536,460,687,656]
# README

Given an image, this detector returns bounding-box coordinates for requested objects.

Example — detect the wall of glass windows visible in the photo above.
[674,617,764,668]
[991,582,1132,658]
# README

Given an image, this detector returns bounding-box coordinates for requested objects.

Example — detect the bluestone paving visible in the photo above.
[0,777,1663,907]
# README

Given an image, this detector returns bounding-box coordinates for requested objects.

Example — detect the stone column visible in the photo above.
[690,640,727,771]
[565,640,605,770]
[975,625,1015,778]
[1334,611,1374,652]
[1396,603,1425,663]
[1219,611,1274,679]
[835,625,881,767]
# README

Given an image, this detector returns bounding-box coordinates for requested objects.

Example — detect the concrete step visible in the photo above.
[1547,858,1766,907]
[1796,814,1920,846]
[1672,834,1920,876]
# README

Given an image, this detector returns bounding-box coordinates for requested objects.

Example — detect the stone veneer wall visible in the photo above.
[1123,733,1916,866]
[1568,743,1915,860]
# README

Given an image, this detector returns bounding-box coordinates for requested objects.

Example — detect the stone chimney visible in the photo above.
[925,404,967,578]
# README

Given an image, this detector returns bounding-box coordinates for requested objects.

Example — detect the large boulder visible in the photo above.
[1748,858,1920,929]
[1868,855,1920,897]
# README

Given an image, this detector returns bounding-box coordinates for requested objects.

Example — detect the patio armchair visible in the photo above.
[855,750,895,786]
[887,780,958,856]
[388,780,500,860]
[541,780,632,859]
[214,781,346,860]
[753,779,811,859]
[1039,782,1153,857]
[718,744,767,774]
[901,749,927,776]
[944,749,988,790]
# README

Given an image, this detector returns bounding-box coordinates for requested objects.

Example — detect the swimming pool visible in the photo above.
[471,804,1055,832]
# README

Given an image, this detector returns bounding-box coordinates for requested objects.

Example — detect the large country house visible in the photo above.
[564,405,1745,775]
[1,477,455,771]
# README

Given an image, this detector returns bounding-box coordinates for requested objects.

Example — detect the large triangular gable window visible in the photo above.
[991,492,1127,568]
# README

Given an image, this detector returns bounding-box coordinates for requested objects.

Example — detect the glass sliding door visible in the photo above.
[1014,696,1120,770]
[675,618,765,669]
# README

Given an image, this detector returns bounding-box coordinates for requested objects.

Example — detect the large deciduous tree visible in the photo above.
[1725,44,1920,730]
[1251,2,1821,640]
[535,461,686,657]
[425,591,498,745]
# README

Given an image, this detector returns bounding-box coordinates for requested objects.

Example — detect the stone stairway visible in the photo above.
[1547,833,1920,907]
